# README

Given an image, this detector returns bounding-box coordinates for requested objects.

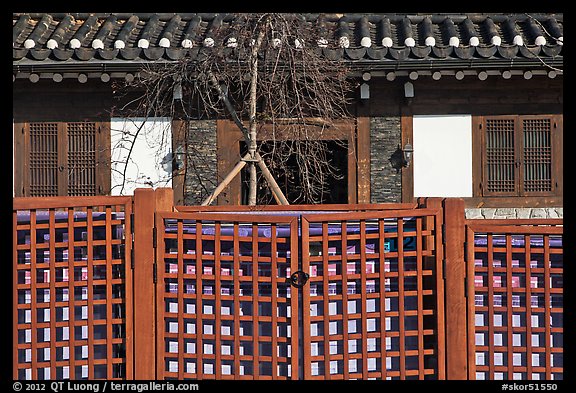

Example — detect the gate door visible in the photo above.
[13,197,133,380]
[155,212,300,379]
[466,221,563,380]
[301,209,445,379]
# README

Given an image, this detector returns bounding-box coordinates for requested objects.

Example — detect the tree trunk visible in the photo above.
[247,24,266,205]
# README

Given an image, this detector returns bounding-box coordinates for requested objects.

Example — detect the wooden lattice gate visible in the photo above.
[13,189,563,381]
[465,219,563,380]
[13,196,133,380]
[152,203,446,380]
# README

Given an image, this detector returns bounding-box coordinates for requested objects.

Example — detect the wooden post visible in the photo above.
[420,197,446,379]
[171,119,187,206]
[442,198,468,379]
[356,116,371,203]
[132,188,173,379]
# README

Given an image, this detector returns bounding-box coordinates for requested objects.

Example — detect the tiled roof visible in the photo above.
[13,13,563,73]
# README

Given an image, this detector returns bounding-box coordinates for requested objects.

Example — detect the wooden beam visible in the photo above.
[356,115,371,203]
[171,119,187,206]
[401,114,414,203]
[132,188,173,379]
[442,198,468,379]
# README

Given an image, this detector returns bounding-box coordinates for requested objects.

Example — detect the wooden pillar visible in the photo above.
[171,119,187,206]
[356,97,371,204]
[400,114,414,203]
[132,188,173,379]
[442,198,468,379]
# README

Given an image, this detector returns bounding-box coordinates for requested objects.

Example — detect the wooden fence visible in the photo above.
[12,189,563,381]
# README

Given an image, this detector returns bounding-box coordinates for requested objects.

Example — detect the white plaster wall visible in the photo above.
[413,115,472,197]
[110,117,172,195]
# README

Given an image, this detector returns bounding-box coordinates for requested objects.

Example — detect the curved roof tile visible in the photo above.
[13,13,563,71]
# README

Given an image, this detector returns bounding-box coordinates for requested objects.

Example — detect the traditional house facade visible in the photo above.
[13,13,563,218]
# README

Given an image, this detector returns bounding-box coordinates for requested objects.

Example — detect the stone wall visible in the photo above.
[184,120,218,205]
[465,207,563,219]
[370,116,402,203]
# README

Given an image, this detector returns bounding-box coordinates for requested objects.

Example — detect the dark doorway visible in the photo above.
[240,140,349,205]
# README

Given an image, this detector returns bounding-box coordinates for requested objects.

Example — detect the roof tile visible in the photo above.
[12,13,563,71]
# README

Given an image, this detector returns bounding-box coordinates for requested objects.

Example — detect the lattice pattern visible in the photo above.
[156,213,299,379]
[67,122,97,196]
[467,224,563,380]
[29,122,59,197]
[13,198,133,380]
[486,119,516,193]
[301,210,443,380]
[523,119,552,193]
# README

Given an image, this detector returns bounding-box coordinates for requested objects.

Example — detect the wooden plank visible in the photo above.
[300,217,311,380]
[132,188,157,379]
[233,223,241,379]
[96,121,111,195]
[171,119,187,206]
[416,216,425,378]
[543,234,552,380]
[524,234,534,379]
[356,116,371,204]
[397,217,406,379]
[465,226,477,379]
[12,211,19,378]
[347,126,357,204]
[401,115,414,203]
[176,202,418,212]
[471,116,483,198]
[29,210,38,379]
[48,210,57,380]
[13,196,132,210]
[442,198,468,379]
[86,207,95,379]
[122,201,134,380]
[194,220,204,378]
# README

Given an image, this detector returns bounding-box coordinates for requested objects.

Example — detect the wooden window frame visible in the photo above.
[14,121,111,197]
[216,119,370,205]
[470,114,563,208]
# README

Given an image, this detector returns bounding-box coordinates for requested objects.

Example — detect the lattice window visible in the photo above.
[16,121,110,197]
[67,122,97,196]
[523,119,552,193]
[485,119,516,194]
[29,123,59,197]
[480,115,560,198]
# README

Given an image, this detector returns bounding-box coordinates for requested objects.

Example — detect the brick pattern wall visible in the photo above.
[184,120,218,205]
[370,117,402,203]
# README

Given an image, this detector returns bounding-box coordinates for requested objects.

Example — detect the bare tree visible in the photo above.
[120,13,356,205]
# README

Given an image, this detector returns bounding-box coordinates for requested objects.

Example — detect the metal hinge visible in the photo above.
[130,213,135,234]
[130,251,134,270]
[442,259,446,280]
[152,227,157,249]
[464,276,468,298]
[153,263,157,283]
